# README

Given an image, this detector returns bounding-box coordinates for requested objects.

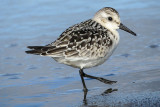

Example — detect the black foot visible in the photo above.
[97,77,117,84]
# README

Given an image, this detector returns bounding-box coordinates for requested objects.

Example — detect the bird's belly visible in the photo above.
[53,41,118,69]
[82,47,115,68]
[82,39,119,68]
[55,57,107,69]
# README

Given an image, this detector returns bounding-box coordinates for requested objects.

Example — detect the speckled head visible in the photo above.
[99,7,119,16]
[93,7,136,36]
[93,7,120,31]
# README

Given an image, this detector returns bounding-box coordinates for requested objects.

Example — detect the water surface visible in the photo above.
[0,0,160,107]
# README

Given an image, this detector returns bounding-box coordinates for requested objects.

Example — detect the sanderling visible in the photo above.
[26,7,136,92]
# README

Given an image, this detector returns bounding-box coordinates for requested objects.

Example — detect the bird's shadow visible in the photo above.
[82,88,118,106]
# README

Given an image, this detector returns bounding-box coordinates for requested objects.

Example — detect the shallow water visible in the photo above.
[0,0,160,107]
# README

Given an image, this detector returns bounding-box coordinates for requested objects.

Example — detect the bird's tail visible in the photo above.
[25,46,47,55]
[25,45,66,57]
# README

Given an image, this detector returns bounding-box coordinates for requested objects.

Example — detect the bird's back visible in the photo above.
[26,19,119,69]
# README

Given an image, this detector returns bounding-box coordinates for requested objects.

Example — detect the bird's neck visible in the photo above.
[92,18,119,39]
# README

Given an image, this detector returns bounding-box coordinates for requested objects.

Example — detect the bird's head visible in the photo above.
[93,7,136,36]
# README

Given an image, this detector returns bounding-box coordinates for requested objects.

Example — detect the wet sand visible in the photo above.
[78,69,160,107]
[0,0,160,107]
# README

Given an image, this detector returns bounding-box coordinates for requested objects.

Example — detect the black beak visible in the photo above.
[119,23,136,36]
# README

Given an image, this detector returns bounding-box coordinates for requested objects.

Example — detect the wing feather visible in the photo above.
[26,19,113,59]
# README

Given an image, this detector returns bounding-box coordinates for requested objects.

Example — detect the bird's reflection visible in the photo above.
[83,88,118,106]
[83,90,88,105]
[101,88,118,95]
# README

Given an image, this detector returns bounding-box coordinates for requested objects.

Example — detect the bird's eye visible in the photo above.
[108,17,113,21]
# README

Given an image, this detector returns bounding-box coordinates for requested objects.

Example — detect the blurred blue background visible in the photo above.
[0,0,160,107]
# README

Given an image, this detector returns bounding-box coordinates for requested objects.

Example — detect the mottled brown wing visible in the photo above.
[62,26,113,58]
[47,19,93,46]
[41,19,113,58]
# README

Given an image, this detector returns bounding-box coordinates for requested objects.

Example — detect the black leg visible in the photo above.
[79,69,88,92]
[82,71,117,84]
[79,69,116,101]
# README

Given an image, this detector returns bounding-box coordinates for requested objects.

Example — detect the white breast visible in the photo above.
[80,32,120,69]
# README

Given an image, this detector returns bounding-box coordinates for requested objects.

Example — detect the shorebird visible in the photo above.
[26,7,136,92]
